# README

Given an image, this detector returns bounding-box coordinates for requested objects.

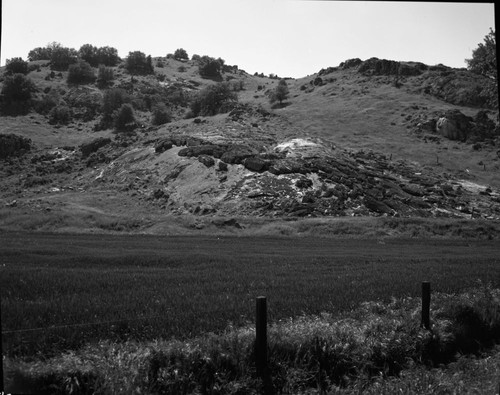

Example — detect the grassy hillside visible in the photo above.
[0,52,499,235]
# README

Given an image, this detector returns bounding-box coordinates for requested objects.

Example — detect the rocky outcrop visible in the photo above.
[358,58,422,76]
[0,134,31,159]
[80,137,112,158]
[435,110,471,141]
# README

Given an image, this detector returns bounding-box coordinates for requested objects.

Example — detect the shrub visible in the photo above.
[0,74,35,115]
[156,61,164,68]
[5,58,29,75]
[152,103,171,125]
[100,88,130,128]
[125,51,154,75]
[197,56,223,79]
[49,105,71,125]
[67,61,96,84]
[178,65,187,72]
[114,103,136,132]
[189,82,237,117]
[96,65,114,89]
[34,94,58,115]
[174,48,189,61]
[191,54,201,62]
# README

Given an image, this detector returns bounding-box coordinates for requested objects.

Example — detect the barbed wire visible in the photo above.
[2,306,254,335]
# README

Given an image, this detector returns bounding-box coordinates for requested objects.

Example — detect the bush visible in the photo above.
[34,94,58,115]
[189,82,237,117]
[197,56,224,79]
[5,58,29,75]
[67,61,96,84]
[466,28,496,80]
[191,54,201,62]
[151,103,171,125]
[0,74,35,115]
[101,88,130,128]
[114,103,136,132]
[49,105,71,125]
[96,65,114,89]
[174,48,189,61]
[125,51,154,75]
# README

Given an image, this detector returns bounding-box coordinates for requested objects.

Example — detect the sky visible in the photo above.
[0,0,496,78]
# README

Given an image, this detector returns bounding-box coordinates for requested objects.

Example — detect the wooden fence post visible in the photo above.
[0,294,4,392]
[421,281,431,329]
[255,296,267,377]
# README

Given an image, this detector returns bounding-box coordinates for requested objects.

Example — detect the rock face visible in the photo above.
[0,134,31,159]
[435,110,471,141]
[358,58,422,76]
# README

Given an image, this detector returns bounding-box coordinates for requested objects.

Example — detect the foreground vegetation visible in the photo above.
[5,285,500,394]
[1,232,500,358]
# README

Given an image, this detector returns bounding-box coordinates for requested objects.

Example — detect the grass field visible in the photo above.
[1,231,500,359]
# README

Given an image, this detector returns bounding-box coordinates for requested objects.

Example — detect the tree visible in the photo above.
[78,44,98,66]
[174,48,189,61]
[49,43,78,71]
[197,56,223,79]
[28,47,52,61]
[101,88,129,128]
[269,79,289,105]
[0,74,36,115]
[114,103,136,131]
[96,46,120,67]
[125,51,154,75]
[189,82,237,117]
[67,61,96,84]
[5,58,29,75]
[152,102,171,125]
[466,28,497,80]
[96,65,114,89]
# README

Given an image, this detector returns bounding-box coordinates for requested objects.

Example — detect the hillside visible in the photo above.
[0,54,499,236]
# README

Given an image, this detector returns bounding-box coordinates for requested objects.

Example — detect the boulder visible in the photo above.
[364,197,394,215]
[80,137,111,158]
[0,134,31,159]
[296,178,313,189]
[198,154,215,168]
[218,161,228,171]
[268,158,307,175]
[154,138,173,153]
[435,110,471,141]
[220,145,258,164]
[242,156,269,172]
[178,144,226,158]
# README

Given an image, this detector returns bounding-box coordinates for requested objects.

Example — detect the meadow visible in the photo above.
[1,231,500,359]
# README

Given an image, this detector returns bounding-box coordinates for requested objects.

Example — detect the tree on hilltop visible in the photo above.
[174,48,189,61]
[466,28,497,80]
[125,51,154,75]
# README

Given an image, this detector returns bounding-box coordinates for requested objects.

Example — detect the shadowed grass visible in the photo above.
[5,285,500,394]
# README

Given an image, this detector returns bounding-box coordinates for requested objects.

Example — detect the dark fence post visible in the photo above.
[255,296,267,377]
[421,281,431,329]
[0,294,4,392]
